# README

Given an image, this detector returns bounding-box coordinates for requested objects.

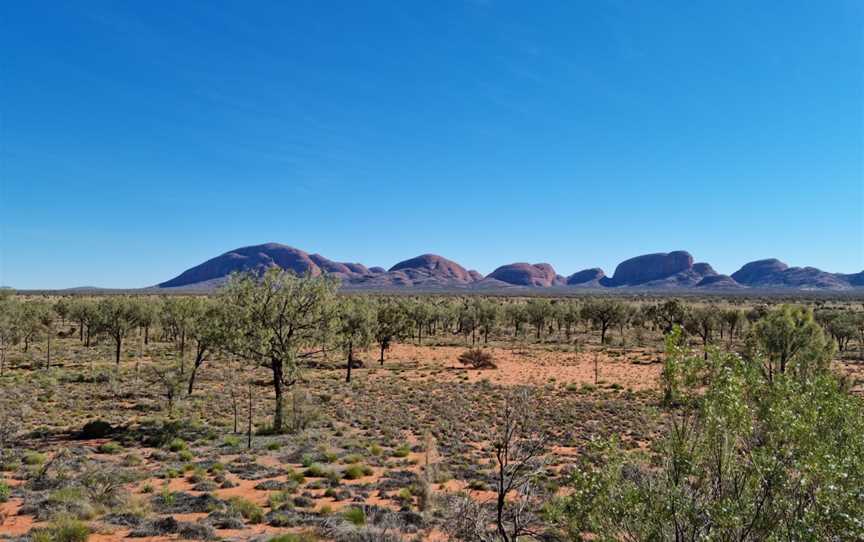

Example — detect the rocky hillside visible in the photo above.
[157,243,863,291]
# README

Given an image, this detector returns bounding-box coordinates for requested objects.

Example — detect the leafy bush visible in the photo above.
[97,441,122,454]
[458,348,497,369]
[391,445,410,458]
[22,450,46,465]
[342,464,373,480]
[30,516,90,542]
[228,496,264,524]
[343,506,366,526]
[551,341,864,541]
[0,480,9,502]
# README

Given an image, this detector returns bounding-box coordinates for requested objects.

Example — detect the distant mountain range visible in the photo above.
[156,243,864,292]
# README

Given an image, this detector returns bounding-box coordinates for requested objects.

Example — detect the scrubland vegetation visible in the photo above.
[1,269,863,541]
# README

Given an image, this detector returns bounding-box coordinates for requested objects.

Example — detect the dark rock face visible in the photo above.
[487,263,560,287]
[368,266,386,274]
[566,268,605,285]
[602,251,695,287]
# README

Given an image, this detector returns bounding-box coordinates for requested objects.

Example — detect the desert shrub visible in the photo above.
[22,450,47,466]
[177,449,194,462]
[391,445,410,458]
[343,506,366,526]
[222,435,241,448]
[342,464,373,480]
[551,347,864,541]
[30,516,90,542]
[285,467,305,484]
[0,480,9,502]
[303,463,332,478]
[458,348,497,369]
[228,496,264,524]
[167,438,187,452]
[97,442,122,454]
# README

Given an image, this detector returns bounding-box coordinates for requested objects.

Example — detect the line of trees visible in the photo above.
[3,279,864,433]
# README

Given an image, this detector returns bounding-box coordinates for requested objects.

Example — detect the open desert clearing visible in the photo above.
[1,338,663,541]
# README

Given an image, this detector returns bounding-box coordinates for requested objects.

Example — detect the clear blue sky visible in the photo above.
[1,1,862,289]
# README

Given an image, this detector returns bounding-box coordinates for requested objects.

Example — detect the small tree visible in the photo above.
[161,297,198,373]
[749,304,833,382]
[185,298,227,395]
[526,299,551,341]
[475,299,500,344]
[490,388,548,542]
[0,291,21,376]
[683,306,719,359]
[218,268,337,433]
[374,299,408,364]
[581,299,625,345]
[96,297,141,365]
[39,307,55,369]
[337,297,376,383]
[148,362,185,416]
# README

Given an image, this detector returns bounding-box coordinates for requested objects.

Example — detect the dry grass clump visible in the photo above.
[458,349,497,369]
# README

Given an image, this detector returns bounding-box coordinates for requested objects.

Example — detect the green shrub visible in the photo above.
[177,449,194,462]
[167,438,187,452]
[22,450,47,466]
[341,453,363,464]
[285,467,305,484]
[303,463,331,478]
[0,480,10,503]
[31,516,90,542]
[97,442,122,454]
[342,464,373,480]
[342,506,366,526]
[229,496,264,524]
[391,445,410,458]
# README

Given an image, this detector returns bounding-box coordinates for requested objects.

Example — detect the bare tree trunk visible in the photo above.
[271,358,284,433]
[346,342,353,383]
[247,383,253,449]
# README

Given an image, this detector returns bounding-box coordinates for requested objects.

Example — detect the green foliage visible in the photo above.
[30,516,90,542]
[228,495,264,523]
[22,450,46,465]
[552,344,864,541]
[96,442,122,454]
[750,304,834,381]
[391,444,411,458]
[342,506,366,526]
[659,325,706,406]
[218,268,338,432]
[0,480,10,502]
[342,463,373,480]
[166,438,187,452]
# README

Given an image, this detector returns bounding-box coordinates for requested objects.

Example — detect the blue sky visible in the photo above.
[1,1,862,288]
